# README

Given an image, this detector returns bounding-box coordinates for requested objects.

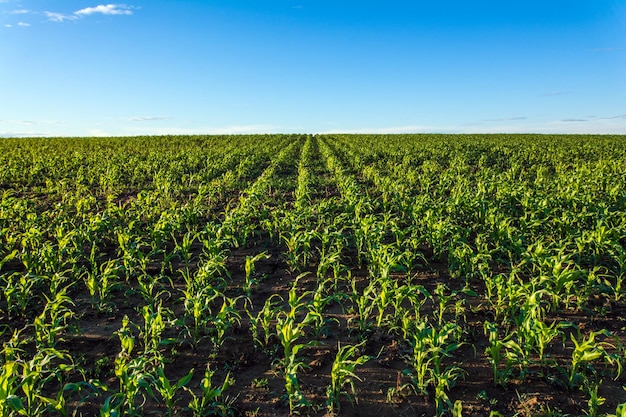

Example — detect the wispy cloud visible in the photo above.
[131,116,169,122]
[17,22,30,26]
[4,24,11,27]
[44,4,135,23]
[562,119,588,122]
[9,9,30,14]
[482,116,527,122]
[75,4,133,16]
[44,11,77,22]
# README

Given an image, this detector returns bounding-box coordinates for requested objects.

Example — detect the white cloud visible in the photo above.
[75,4,133,16]
[9,9,30,14]
[17,22,30,26]
[43,4,135,23]
[89,129,113,137]
[4,24,11,27]
[44,11,77,22]
[482,116,528,122]
[131,116,169,122]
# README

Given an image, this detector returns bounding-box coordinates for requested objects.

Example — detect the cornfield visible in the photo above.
[0,134,625,416]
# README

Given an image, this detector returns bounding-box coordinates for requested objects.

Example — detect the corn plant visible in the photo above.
[275,278,316,413]
[150,366,194,417]
[33,287,75,350]
[280,229,316,273]
[434,367,466,417]
[181,284,222,347]
[584,380,605,417]
[483,321,514,386]
[174,230,199,270]
[106,316,153,416]
[243,251,270,295]
[139,303,172,363]
[568,329,621,389]
[5,349,73,417]
[0,360,20,416]
[403,320,464,397]
[326,342,369,414]
[82,249,121,312]
[2,272,40,318]
[186,365,234,417]
[208,296,243,353]
[307,278,339,339]
[348,277,377,335]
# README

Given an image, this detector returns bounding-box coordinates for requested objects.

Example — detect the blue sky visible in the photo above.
[1,1,625,136]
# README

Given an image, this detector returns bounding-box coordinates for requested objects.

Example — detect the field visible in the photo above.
[1,134,626,416]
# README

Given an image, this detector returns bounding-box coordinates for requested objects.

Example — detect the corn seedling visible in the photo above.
[568,329,621,389]
[326,342,369,414]
[151,366,194,417]
[186,365,235,417]
[243,251,270,295]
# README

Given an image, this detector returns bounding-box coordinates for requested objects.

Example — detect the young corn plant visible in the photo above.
[2,272,40,318]
[0,360,20,416]
[181,284,222,347]
[348,278,377,336]
[434,367,466,417]
[208,295,243,354]
[281,229,316,273]
[135,272,171,309]
[584,380,605,417]
[276,277,316,413]
[326,342,370,414]
[243,251,270,296]
[186,365,235,417]
[150,366,194,417]
[4,349,74,417]
[568,329,621,389]
[307,278,339,339]
[139,302,176,366]
[33,287,75,350]
[105,315,153,416]
[403,320,464,399]
[82,251,121,313]
[483,321,514,387]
